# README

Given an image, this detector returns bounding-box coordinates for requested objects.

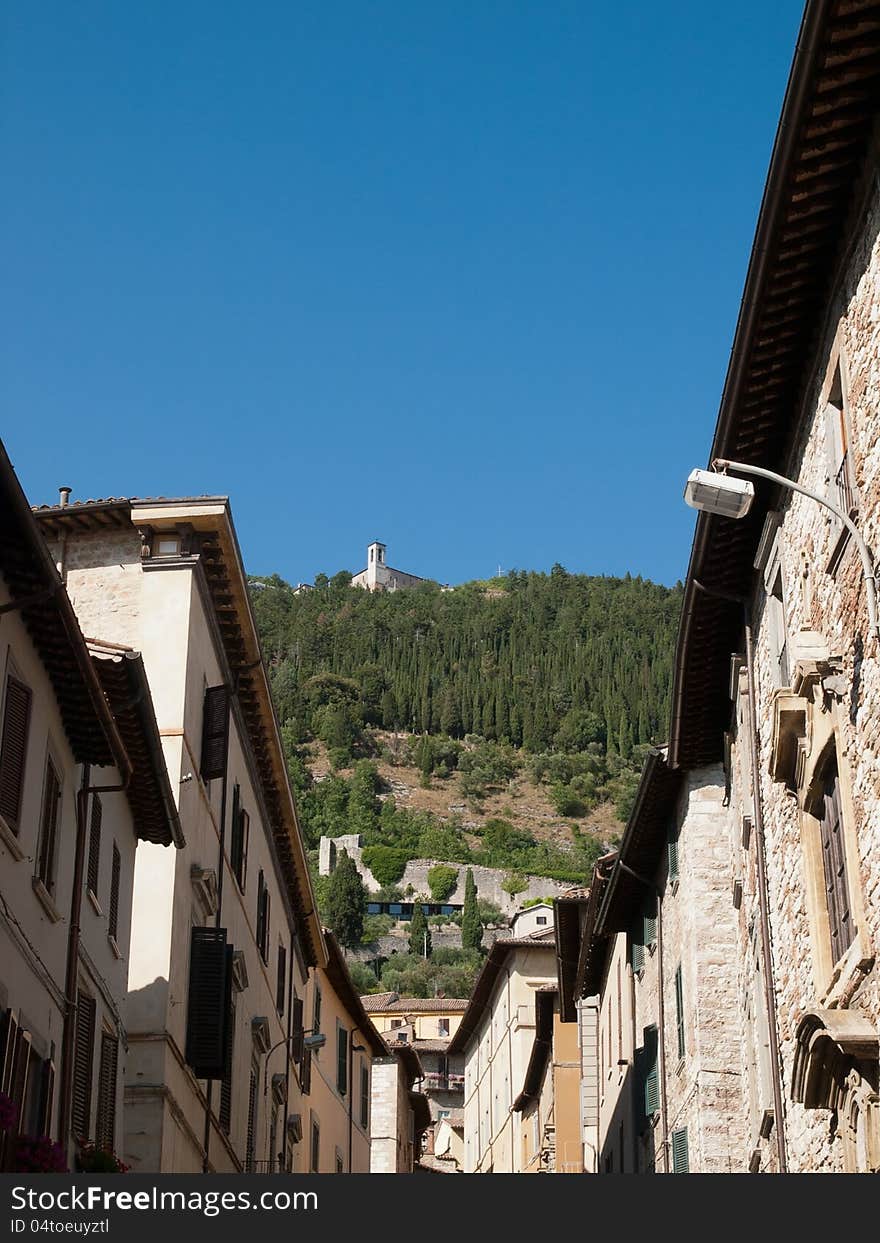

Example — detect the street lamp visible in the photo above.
[684,458,880,643]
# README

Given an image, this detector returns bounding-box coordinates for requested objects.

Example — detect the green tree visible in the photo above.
[409,901,432,957]
[461,868,483,952]
[501,872,528,898]
[324,850,365,949]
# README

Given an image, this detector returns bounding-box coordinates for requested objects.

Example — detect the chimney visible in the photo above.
[58,486,71,508]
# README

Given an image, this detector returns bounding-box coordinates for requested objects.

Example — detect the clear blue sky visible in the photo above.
[2,1,805,588]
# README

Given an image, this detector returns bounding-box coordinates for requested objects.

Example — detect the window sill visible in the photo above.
[818,938,873,1009]
[108,935,122,960]
[32,876,62,923]
[0,814,25,861]
[87,888,103,916]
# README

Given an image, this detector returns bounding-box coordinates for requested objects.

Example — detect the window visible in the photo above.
[536,915,547,925]
[0,673,31,833]
[438,1018,449,1037]
[819,758,854,963]
[256,871,270,963]
[336,1024,347,1096]
[108,843,121,944]
[72,992,96,1139]
[335,1151,344,1174]
[667,820,680,885]
[360,1063,369,1129]
[154,534,181,556]
[276,945,287,1015]
[767,564,790,689]
[674,964,685,1061]
[95,1032,118,1151]
[219,995,235,1134]
[86,795,102,899]
[200,685,229,782]
[36,756,61,893]
[824,363,859,569]
[312,986,322,1040]
[245,1062,258,1173]
[390,1019,403,1029]
[640,1025,659,1119]
[230,785,249,892]
[671,1127,689,1173]
[310,1115,320,1173]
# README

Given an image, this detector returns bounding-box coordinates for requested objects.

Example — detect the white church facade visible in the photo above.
[350,542,428,593]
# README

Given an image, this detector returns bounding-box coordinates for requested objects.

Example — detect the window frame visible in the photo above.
[36,751,62,895]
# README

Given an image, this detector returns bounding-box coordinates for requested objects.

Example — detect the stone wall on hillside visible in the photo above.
[318,834,572,914]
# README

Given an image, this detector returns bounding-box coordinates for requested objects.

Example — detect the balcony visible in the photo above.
[424,1072,464,1093]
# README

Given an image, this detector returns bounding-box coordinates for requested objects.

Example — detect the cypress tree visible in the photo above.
[461,868,483,952]
[325,850,365,949]
[409,901,432,957]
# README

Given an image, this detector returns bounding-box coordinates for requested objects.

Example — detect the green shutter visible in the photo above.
[631,918,644,972]
[671,1126,689,1173]
[643,895,657,948]
[667,823,679,883]
[643,1025,659,1117]
[674,964,685,1061]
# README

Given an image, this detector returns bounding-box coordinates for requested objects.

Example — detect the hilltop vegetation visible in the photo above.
[251,567,682,895]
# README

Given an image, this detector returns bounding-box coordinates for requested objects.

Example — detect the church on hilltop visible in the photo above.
[350,541,429,592]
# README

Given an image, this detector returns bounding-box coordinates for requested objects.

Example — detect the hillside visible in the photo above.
[251,567,682,888]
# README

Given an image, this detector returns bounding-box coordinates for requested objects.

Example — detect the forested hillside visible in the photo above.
[252,567,681,855]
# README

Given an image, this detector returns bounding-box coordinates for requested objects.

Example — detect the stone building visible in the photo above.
[33,493,328,1173]
[369,1042,431,1173]
[0,441,180,1171]
[556,0,880,1175]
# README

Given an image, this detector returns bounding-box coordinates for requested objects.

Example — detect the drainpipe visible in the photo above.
[743,615,788,1173]
[202,695,231,1175]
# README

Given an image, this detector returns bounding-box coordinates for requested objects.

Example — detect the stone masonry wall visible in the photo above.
[318,834,570,914]
[729,181,880,1172]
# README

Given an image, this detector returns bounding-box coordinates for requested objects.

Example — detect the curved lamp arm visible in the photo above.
[713,457,880,644]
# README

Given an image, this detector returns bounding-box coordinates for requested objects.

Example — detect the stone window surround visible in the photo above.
[770,654,873,1005]
[818,330,859,578]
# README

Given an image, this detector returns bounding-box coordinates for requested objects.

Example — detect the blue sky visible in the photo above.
[2,1,805,588]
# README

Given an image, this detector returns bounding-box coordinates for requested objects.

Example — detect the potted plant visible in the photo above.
[76,1141,129,1173]
[11,1135,68,1173]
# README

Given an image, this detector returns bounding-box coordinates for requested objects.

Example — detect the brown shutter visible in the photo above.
[185,927,233,1079]
[39,1058,55,1136]
[276,945,287,1015]
[94,1033,118,1151]
[86,795,102,896]
[37,759,61,890]
[200,685,229,781]
[291,997,304,1063]
[820,766,854,961]
[219,995,235,1134]
[300,1046,312,1095]
[245,1063,258,1172]
[72,993,96,1139]
[230,784,242,883]
[0,676,31,831]
[239,811,249,892]
[108,843,121,941]
[0,1009,20,1096]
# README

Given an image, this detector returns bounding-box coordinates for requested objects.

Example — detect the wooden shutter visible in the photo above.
[291,997,304,1063]
[72,992,96,1139]
[95,1032,118,1151]
[642,1025,659,1118]
[276,945,287,1015]
[667,823,679,883]
[262,890,271,963]
[643,896,657,948]
[37,759,61,890]
[184,927,233,1079]
[245,1063,258,1172]
[336,1026,347,1096]
[674,964,685,1060]
[39,1057,55,1136]
[310,1117,319,1172]
[820,765,854,961]
[0,1009,20,1096]
[360,1064,369,1129]
[230,785,242,884]
[239,811,249,892]
[219,995,235,1134]
[108,843,121,941]
[630,917,644,972]
[200,685,229,781]
[256,871,265,957]
[86,795,102,896]
[671,1126,689,1173]
[0,675,31,831]
[300,1046,312,1095]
